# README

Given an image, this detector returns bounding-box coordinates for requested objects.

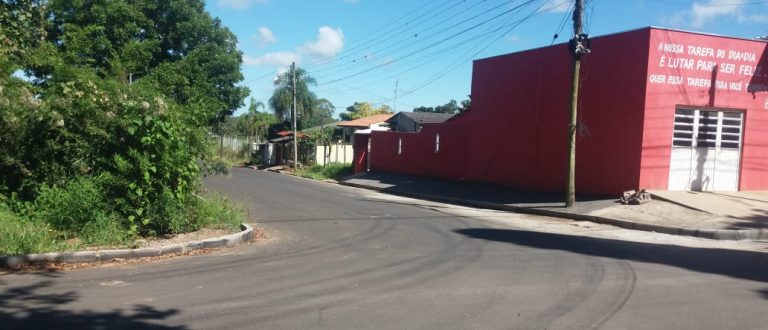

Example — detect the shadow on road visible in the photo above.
[757,288,768,300]
[725,207,768,230]
[0,271,186,330]
[455,228,768,283]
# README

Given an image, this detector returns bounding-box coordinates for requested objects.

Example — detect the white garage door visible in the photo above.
[668,108,743,191]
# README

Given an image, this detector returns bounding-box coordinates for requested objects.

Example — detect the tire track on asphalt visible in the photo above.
[180,216,487,326]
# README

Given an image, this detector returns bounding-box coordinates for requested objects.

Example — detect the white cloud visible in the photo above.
[217,0,269,10]
[244,26,344,69]
[243,52,299,67]
[300,26,345,61]
[252,27,277,47]
[691,0,741,27]
[675,0,768,28]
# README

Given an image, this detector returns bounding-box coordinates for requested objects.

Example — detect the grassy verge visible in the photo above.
[0,192,246,256]
[0,209,72,255]
[295,163,353,181]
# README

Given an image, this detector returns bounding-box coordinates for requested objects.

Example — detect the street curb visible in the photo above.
[338,181,768,241]
[0,224,254,267]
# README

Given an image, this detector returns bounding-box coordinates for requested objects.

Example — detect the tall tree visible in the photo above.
[339,102,392,121]
[460,99,471,112]
[434,100,459,114]
[303,98,335,128]
[37,0,249,125]
[246,98,275,143]
[0,0,48,75]
[269,66,317,128]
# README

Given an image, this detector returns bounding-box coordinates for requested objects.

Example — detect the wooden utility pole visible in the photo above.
[291,62,298,169]
[566,0,589,207]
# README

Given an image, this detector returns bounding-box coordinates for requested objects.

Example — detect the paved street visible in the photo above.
[2,168,767,329]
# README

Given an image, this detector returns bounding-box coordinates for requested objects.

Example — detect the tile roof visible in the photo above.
[275,130,307,138]
[336,114,394,128]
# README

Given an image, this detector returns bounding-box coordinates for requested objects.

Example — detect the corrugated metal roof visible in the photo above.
[389,112,455,124]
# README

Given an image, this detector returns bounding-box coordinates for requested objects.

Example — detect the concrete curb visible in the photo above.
[0,224,254,267]
[338,181,768,241]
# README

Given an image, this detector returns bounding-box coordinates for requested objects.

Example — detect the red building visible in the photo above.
[354,27,768,195]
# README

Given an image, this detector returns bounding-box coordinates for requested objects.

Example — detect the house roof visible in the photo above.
[336,114,393,128]
[275,130,307,138]
[388,111,455,124]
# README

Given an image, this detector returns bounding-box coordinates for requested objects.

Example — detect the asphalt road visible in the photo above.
[2,168,767,329]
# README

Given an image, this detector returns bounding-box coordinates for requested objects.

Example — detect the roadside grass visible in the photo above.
[0,191,247,256]
[295,163,353,181]
[185,192,245,232]
[0,208,72,255]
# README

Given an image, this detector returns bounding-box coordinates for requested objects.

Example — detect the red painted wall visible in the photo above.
[642,29,768,190]
[352,133,369,174]
[361,27,768,194]
[467,29,650,194]
[369,114,470,180]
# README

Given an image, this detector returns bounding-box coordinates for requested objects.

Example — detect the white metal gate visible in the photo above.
[668,108,743,191]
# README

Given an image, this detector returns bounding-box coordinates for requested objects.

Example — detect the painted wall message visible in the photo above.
[648,40,768,93]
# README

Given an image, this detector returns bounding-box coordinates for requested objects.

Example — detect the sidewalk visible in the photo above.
[339,172,768,241]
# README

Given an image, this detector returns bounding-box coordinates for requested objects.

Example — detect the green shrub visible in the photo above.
[29,176,130,247]
[32,176,111,233]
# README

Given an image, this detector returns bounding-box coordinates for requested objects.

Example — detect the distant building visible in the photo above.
[336,114,393,135]
[386,112,455,133]
[354,27,768,194]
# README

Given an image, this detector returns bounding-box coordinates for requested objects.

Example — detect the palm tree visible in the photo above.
[247,98,266,143]
[268,67,317,129]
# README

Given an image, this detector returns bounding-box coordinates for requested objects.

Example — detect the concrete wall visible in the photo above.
[315,144,354,165]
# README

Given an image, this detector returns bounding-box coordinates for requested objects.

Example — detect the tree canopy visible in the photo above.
[34,0,249,124]
[302,98,335,128]
[339,102,392,121]
[269,66,317,128]
[413,99,469,114]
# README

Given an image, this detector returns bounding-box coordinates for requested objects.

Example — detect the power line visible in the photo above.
[310,0,508,80]
[302,0,464,72]
[393,0,551,101]
[551,1,574,45]
[322,0,539,85]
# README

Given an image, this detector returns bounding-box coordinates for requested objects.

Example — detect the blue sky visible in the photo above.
[203,0,768,118]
